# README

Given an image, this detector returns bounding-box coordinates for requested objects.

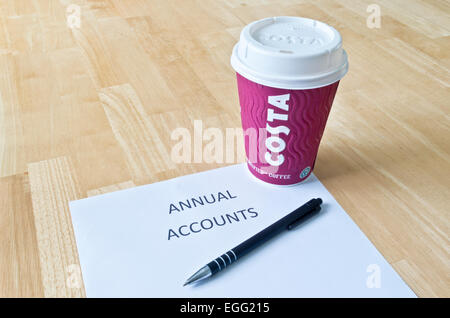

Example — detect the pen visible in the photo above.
[183,198,323,286]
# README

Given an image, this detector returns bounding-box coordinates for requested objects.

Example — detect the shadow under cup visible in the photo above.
[236,73,340,186]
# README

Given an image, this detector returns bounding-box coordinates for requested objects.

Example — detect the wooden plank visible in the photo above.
[28,157,85,297]
[99,83,176,184]
[0,173,44,297]
[87,180,135,197]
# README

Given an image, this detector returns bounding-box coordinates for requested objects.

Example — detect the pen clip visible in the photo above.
[287,206,321,230]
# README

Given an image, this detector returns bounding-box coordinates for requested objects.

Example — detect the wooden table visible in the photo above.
[1,0,449,298]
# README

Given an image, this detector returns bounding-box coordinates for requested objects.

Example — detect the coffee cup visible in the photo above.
[231,16,348,185]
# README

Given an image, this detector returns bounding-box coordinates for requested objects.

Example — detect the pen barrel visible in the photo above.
[207,250,238,274]
[206,198,322,275]
[232,198,322,260]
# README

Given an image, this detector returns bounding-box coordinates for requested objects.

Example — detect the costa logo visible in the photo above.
[265,94,290,167]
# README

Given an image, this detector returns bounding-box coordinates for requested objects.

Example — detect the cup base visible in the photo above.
[245,161,312,187]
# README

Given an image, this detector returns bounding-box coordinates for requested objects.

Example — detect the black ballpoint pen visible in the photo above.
[183,198,323,286]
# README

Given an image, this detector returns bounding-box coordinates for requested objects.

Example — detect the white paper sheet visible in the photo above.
[70,163,415,297]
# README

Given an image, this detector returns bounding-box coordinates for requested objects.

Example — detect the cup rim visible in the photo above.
[231,44,348,90]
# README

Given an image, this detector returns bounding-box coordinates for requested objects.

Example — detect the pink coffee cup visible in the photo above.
[231,16,348,185]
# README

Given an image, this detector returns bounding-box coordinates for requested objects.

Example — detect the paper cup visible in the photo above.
[231,16,348,186]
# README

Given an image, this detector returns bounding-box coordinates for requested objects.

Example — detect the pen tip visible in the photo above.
[183,266,212,287]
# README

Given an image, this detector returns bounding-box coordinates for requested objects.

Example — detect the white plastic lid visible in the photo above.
[231,16,348,89]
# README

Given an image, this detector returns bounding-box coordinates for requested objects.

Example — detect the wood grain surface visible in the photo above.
[0,0,449,297]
